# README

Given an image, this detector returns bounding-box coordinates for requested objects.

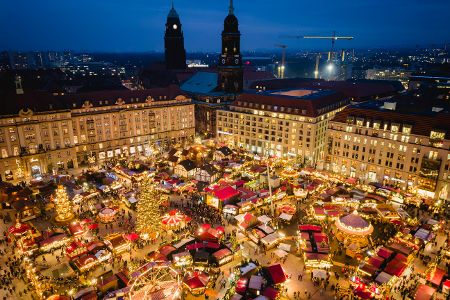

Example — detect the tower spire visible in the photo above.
[229,0,234,15]
[171,0,174,9]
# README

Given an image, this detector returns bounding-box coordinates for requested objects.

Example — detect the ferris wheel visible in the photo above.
[128,261,182,300]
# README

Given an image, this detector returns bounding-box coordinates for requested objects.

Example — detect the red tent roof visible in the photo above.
[69,222,85,235]
[427,267,446,286]
[213,248,232,260]
[377,247,393,259]
[183,272,209,290]
[124,233,139,241]
[214,186,239,201]
[236,277,248,294]
[159,245,176,256]
[415,285,435,300]
[367,256,385,268]
[266,264,287,284]
[87,223,98,230]
[304,253,329,261]
[313,232,328,243]
[263,287,280,300]
[384,260,407,277]
[353,288,373,299]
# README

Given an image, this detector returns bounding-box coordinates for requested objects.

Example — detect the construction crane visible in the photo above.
[281,31,353,80]
[274,44,287,79]
[280,31,353,60]
[304,31,353,51]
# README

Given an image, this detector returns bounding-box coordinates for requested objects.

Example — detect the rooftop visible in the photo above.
[232,88,348,118]
[250,78,404,101]
[332,93,450,138]
[0,85,189,116]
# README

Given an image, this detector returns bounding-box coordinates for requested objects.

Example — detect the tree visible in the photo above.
[54,185,74,222]
[136,177,164,239]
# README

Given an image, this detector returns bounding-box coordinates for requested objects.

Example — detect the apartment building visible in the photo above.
[0,85,195,181]
[216,89,349,165]
[326,98,450,200]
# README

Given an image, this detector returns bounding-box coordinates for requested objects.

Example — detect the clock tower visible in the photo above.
[218,0,243,93]
[164,2,186,69]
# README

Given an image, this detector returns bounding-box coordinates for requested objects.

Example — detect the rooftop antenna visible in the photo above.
[229,0,234,15]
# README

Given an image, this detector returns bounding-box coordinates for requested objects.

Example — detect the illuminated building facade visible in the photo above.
[0,86,195,180]
[216,89,348,164]
[326,98,450,200]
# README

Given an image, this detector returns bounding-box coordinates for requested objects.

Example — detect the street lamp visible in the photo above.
[326,63,334,72]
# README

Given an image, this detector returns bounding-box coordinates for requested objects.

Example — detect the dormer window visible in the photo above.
[373,121,380,130]
[356,118,364,127]
[430,130,445,140]
[391,123,399,133]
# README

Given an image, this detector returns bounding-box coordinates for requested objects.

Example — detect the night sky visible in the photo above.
[1,0,450,52]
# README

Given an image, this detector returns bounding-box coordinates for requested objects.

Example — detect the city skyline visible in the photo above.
[1,0,450,52]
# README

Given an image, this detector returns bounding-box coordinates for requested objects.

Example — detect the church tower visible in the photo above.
[218,0,243,93]
[164,2,186,69]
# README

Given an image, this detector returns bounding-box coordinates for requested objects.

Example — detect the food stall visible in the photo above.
[172,251,193,267]
[104,234,131,255]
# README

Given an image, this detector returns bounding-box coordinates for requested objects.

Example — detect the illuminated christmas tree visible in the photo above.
[136,177,163,239]
[54,185,75,223]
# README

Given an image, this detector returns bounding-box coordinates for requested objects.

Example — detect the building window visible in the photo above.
[428,151,438,160]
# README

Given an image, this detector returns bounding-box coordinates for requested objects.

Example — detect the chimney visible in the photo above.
[15,75,24,95]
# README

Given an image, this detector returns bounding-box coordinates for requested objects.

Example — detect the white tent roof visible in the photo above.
[375,271,392,284]
[261,232,280,245]
[240,263,257,276]
[173,237,195,249]
[274,249,288,258]
[313,269,327,279]
[234,214,245,223]
[258,225,274,235]
[278,243,291,252]
[128,197,138,204]
[279,213,293,221]
[258,215,272,224]
[249,275,264,290]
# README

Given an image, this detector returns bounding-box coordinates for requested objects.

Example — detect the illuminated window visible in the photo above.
[391,123,399,133]
[430,130,445,140]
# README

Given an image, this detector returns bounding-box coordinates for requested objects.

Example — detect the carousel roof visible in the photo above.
[161,209,190,226]
[335,210,373,236]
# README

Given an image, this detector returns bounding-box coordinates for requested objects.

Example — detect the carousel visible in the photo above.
[161,210,191,231]
[334,210,374,255]
[279,165,299,179]
[98,208,117,223]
